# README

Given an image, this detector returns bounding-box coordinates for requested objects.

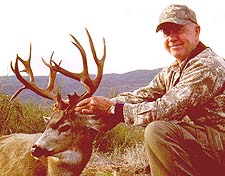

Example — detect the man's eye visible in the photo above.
[162,26,184,36]
[175,27,184,33]
[163,30,170,36]
[163,32,169,36]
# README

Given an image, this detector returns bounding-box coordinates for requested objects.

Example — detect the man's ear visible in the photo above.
[195,25,200,37]
[43,116,51,124]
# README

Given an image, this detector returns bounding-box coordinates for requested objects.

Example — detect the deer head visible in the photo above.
[10,29,118,175]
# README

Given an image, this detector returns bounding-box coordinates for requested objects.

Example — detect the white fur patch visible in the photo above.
[54,150,83,165]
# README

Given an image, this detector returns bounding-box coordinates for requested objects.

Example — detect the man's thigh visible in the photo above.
[177,121,225,176]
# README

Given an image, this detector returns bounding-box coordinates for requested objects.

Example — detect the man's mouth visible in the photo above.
[169,43,183,49]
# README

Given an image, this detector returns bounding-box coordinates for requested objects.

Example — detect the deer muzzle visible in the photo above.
[31,144,53,158]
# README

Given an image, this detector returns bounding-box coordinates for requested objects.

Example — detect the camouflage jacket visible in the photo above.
[113,46,225,131]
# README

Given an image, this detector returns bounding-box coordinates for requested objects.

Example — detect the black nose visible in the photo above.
[31,144,46,158]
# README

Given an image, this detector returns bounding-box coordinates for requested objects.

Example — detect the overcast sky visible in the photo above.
[0,0,224,76]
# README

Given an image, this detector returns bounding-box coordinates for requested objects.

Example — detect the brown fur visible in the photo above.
[0,133,47,176]
[0,111,119,176]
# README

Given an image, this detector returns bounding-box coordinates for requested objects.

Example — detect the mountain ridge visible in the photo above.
[0,68,162,104]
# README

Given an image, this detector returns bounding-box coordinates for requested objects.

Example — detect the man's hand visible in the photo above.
[75,96,116,116]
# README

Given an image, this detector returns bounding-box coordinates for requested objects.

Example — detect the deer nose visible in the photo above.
[31,144,46,158]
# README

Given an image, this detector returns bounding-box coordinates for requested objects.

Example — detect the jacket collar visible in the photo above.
[187,41,207,61]
[171,41,208,71]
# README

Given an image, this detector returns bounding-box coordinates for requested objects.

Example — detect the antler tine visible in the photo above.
[85,28,106,88]
[42,47,83,81]
[46,29,106,104]
[42,52,62,92]
[10,53,38,102]
[70,29,106,100]
[17,43,35,83]
[10,45,60,101]
[9,84,26,102]
[69,33,89,78]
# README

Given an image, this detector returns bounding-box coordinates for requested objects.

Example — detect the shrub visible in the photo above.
[0,91,145,157]
[93,90,145,153]
[94,123,144,153]
[0,93,49,136]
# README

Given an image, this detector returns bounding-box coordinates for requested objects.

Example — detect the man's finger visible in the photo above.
[76,98,90,107]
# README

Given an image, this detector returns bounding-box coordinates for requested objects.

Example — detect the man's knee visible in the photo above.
[144,121,180,147]
[144,121,164,141]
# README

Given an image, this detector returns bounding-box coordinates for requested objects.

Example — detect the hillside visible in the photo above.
[0,68,161,104]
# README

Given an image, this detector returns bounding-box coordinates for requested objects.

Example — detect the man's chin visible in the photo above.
[170,51,185,60]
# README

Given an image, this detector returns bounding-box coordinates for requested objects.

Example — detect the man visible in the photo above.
[75,4,225,176]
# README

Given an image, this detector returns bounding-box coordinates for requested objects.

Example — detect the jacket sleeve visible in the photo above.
[112,69,166,104]
[122,56,225,126]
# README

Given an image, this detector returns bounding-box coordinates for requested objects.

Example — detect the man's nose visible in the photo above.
[167,32,178,41]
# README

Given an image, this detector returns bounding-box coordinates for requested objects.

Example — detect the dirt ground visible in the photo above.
[81,164,151,176]
[81,143,150,175]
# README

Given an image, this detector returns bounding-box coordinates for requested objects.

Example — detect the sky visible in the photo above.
[0,0,224,76]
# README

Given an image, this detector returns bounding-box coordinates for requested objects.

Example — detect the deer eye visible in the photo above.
[59,124,71,133]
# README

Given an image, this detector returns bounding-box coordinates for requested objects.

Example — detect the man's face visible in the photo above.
[162,22,200,62]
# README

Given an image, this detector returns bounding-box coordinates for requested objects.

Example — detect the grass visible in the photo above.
[82,143,149,176]
[83,124,149,175]
[0,93,150,175]
[0,94,48,136]
[94,123,145,152]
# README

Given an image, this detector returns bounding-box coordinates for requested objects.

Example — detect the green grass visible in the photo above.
[0,93,48,136]
[0,92,146,153]
[94,123,144,153]
[0,92,149,175]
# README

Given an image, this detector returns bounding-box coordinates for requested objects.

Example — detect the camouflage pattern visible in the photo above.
[113,48,225,131]
[156,4,197,32]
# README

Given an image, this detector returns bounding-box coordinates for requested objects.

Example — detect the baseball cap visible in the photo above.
[156,4,198,32]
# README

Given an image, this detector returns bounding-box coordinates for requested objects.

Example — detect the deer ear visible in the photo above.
[85,118,106,131]
[85,115,120,132]
[43,116,51,124]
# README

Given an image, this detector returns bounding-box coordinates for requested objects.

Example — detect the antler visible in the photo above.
[10,29,106,109]
[43,28,106,105]
[10,44,61,102]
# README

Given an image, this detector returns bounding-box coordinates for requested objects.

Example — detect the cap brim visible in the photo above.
[156,18,189,32]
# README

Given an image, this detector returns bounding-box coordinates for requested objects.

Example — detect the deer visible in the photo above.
[0,29,120,176]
